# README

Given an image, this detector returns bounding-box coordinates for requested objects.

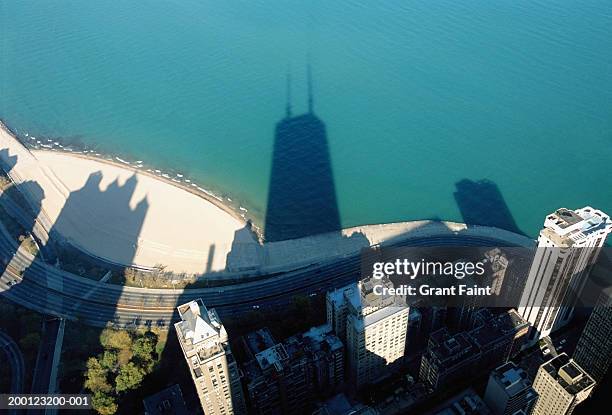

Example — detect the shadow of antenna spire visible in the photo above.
[286,67,292,118]
[264,64,341,241]
[307,60,313,114]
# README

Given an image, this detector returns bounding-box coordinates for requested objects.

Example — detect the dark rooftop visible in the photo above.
[143,384,189,415]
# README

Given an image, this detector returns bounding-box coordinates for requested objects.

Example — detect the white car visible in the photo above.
[542,347,550,355]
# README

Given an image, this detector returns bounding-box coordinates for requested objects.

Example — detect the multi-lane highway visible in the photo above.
[0,219,534,328]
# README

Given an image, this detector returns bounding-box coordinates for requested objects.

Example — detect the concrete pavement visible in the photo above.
[1,216,534,329]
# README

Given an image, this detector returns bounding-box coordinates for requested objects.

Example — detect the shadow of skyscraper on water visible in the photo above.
[454,178,525,236]
[264,66,341,241]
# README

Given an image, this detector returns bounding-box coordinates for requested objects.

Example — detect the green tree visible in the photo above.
[91,391,117,415]
[84,357,111,394]
[100,329,132,350]
[115,362,144,393]
[99,350,118,372]
[132,332,158,372]
[100,329,133,364]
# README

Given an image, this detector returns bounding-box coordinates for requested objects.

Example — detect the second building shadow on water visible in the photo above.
[454,178,526,236]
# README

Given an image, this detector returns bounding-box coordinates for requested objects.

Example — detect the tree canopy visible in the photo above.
[84,329,159,414]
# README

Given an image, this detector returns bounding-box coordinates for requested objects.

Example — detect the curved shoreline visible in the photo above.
[49,151,251,231]
[1,118,537,282]
[0,119,259,237]
[1,120,252,273]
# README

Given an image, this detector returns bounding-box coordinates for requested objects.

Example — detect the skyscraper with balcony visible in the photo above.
[518,207,611,344]
[531,354,595,415]
[175,299,246,415]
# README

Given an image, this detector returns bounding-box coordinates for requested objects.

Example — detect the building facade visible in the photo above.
[573,286,612,383]
[175,299,246,415]
[328,277,409,389]
[518,207,611,345]
[242,326,344,414]
[483,362,538,415]
[419,309,528,391]
[531,354,595,415]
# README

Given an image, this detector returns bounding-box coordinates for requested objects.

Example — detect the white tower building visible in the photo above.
[327,278,409,388]
[518,207,611,344]
[175,299,246,415]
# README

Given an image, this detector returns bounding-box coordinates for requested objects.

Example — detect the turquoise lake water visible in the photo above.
[1,0,611,237]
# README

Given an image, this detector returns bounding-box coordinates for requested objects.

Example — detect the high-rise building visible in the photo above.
[419,309,528,391]
[405,308,423,356]
[419,329,478,392]
[326,284,354,345]
[573,286,612,383]
[327,277,409,388]
[518,207,612,345]
[175,299,246,415]
[531,354,595,415]
[241,325,344,415]
[485,248,509,297]
[483,362,538,415]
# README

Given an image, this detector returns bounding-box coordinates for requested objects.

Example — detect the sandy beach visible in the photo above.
[1,120,537,279]
[0,122,248,274]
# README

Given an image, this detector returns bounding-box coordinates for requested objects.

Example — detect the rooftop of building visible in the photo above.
[425,310,527,368]
[142,384,189,415]
[242,325,343,383]
[541,353,595,395]
[427,329,478,366]
[327,283,358,307]
[490,362,534,398]
[301,324,343,353]
[543,207,611,244]
[470,309,528,349]
[255,343,289,372]
[174,299,226,360]
[243,328,277,357]
[426,388,491,415]
[328,277,405,319]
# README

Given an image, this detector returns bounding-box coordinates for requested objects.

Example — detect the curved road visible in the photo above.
[0,329,25,394]
[0,220,534,328]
